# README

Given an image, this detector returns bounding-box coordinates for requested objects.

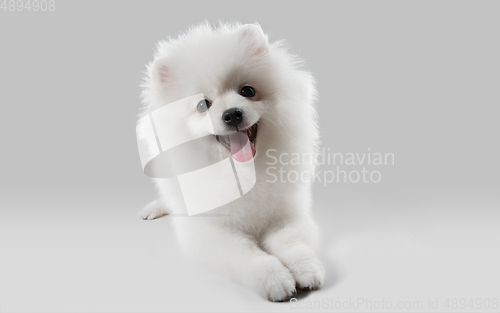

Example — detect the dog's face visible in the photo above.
[149,24,280,160]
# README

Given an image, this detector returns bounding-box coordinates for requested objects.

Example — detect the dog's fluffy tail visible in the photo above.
[137,199,170,220]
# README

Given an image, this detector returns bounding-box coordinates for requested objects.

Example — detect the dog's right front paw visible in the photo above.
[258,259,297,302]
[137,200,169,220]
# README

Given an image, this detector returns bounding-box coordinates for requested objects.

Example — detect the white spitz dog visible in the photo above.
[137,22,324,301]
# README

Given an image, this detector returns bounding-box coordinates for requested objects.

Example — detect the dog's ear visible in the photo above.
[151,57,170,88]
[237,24,268,56]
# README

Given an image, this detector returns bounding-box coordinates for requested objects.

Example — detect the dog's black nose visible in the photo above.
[222,108,244,128]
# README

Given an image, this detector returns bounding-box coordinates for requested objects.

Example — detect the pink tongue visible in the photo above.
[229,132,255,162]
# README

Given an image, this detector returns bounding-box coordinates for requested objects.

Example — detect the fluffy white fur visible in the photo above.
[137,22,324,301]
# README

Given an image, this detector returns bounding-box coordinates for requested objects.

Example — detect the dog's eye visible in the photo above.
[240,86,256,98]
[197,99,211,113]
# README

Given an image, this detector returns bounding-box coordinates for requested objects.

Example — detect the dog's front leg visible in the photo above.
[175,220,297,301]
[261,216,325,290]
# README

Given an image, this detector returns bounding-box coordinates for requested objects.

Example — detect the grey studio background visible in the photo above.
[0,1,499,313]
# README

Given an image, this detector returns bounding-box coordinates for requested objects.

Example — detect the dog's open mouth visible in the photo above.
[215,123,258,162]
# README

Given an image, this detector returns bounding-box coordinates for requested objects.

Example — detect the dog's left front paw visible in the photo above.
[287,254,325,290]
